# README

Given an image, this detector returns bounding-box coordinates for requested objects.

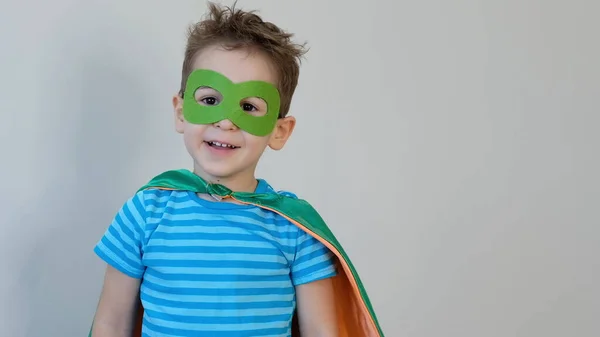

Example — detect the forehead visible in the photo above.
[192,44,278,85]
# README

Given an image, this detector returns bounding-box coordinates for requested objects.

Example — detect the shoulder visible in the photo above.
[136,187,183,202]
[260,179,324,214]
[276,189,300,199]
[260,181,336,240]
[263,183,320,215]
[259,179,301,199]
[130,188,197,216]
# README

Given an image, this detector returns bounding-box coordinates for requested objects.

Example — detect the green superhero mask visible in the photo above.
[182,69,281,136]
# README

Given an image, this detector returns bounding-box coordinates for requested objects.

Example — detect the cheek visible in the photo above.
[183,124,207,143]
[243,134,270,151]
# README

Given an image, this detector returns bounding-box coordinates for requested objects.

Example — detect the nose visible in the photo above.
[213,119,238,131]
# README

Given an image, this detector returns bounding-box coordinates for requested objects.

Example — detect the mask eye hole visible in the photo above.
[240,97,268,116]
[195,86,222,106]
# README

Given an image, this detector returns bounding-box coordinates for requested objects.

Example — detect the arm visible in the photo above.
[291,227,340,337]
[296,277,339,337]
[91,265,141,337]
[91,191,148,336]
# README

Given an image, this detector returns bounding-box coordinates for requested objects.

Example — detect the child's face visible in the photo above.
[172,45,295,185]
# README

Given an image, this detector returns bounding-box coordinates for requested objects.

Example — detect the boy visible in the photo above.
[91,3,337,337]
[90,2,383,337]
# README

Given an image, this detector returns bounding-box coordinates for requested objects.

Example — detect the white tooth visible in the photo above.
[214,141,222,146]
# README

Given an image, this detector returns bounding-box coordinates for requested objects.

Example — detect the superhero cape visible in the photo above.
[88,169,385,337]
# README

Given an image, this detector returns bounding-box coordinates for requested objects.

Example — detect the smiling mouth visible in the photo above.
[205,141,240,149]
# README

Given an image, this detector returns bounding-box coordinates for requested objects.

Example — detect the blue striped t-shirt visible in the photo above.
[94,179,337,337]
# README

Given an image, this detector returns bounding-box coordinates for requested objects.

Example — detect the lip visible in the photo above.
[203,140,241,155]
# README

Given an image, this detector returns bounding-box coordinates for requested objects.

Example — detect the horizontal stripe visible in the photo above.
[145,221,297,240]
[143,318,290,337]
[141,292,293,310]
[143,300,293,317]
[148,231,288,242]
[143,276,295,296]
[293,267,337,286]
[144,258,287,269]
[293,250,332,270]
[97,237,137,268]
[148,205,292,223]
[143,273,291,289]
[146,266,290,276]
[144,244,284,255]
[144,313,291,329]
[143,252,288,263]
[145,238,295,254]
[140,286,295,304]
[145,268,290,282]
[295,259,337,277]
[94,245,143,278]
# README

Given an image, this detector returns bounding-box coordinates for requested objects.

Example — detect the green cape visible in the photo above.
[89,169,385,337]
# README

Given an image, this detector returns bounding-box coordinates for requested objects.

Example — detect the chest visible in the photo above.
[140,207,299,277]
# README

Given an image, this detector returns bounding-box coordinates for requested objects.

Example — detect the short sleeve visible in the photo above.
[94,191,147,279]
[290,229,337,286]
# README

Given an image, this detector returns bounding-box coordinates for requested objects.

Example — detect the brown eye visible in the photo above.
[242,103,257,112]
[201,97,218,105]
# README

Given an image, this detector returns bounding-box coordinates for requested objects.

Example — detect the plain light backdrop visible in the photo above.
[1,0,598,336]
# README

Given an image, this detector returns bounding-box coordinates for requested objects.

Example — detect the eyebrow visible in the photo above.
[180,86,216,98]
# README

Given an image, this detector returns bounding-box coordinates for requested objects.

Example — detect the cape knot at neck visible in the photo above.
[206,183,232,201]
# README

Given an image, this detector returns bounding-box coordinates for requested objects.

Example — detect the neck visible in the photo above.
[193,166,258,193]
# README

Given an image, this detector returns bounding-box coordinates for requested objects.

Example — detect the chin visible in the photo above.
[190,151,258,182]
[195,162,238,180]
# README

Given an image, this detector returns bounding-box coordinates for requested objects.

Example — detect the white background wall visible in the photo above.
[1,0,598,336]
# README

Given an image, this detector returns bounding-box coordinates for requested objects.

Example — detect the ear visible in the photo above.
[268,116,296,150]
[173,94,185,134]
